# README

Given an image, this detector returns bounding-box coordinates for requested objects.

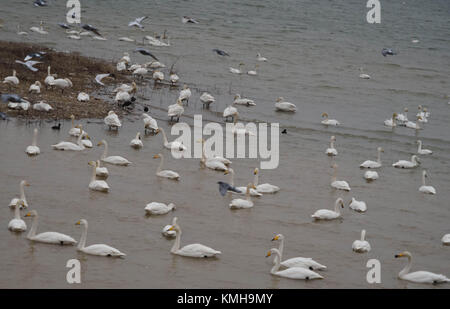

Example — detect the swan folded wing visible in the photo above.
[178,244,221,257]
[32,232,76,244]
[312,209,338,219]
[256,183,280,193]
[9,219,27,231]
[275,267,323,279]
[281,257,326,270]
[52,142,82,150]
[360,160,378,168]
[145,202,173,214]
[83,244,125,256]
[9,197,28,208]
[158,170,179,179]
[89,180,109,191]
[105,115,122,127]
[402,271,449,284]
[229,199,253,209]
[103,156,130,165]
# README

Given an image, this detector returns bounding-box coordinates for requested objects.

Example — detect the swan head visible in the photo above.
[321,112,328,118]
[153,154,162,159]
[331,136,336,141]
[88,160,97,167]
[168,217,179,231]
[183,84,188,90]
[392,112,398,118]
[24,210,37,218]
[108,110,116,116]
[423,107,428,112]
[35,81,42,86]
[416,140,421,144]
[422,170,427,177]
[377,147,384,152]
[418,105,422,110]
[395,251,411,259]
[75,219,88,226]
[416,115,423,121]
[15,199,25,208]
[247,183,256,190]
[97,140,105,146]
[224,168,234,175]
[271,234,284,241]
[234,94,241,100]
[253,168,259,175]
[21,180,30,187]
[265,248,279,258]
[276,97,284,102]
[336,198,344,208]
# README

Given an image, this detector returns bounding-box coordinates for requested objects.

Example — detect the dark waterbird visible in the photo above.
[1,93,28,103]
[0,112,9,120]
[217,181,242,196]
[51,123,61,130]
[281,129,287,134]
[82,24,102,37]
[57,23,71,29]
[122,97,136,109]
[34,0,47,7]
[134,48,159,61]
[382,48,397,57]
[212,49,230,56]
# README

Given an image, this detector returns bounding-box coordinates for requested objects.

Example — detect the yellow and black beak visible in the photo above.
[75,221,81,225]
[265,251,272,258]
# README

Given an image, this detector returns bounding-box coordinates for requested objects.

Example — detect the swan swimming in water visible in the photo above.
[256,53,267,62]
[25,210,77,245]
[168,217,221,258]
[76,219,125,257]
[153,153,180,180]
[9,180,29,209]
[130,132,143,149]
[224,168,261,196]
[384,113,398,127]
[253,168,279,193]
[393,155,420,169]
[321,112,340,126]
[364,170,379,181]
[348,197,367,212]
[325,136,338,156]
[26,128,40,156]
[360,147,384,169]
[266,248,323,280]
[418,170,436,195]
[229,183,257,209]
[95,160,109,178]
[395,251,449,284]
[8,200,27,232]
[145,202,176,215]
[359,67,371,79]
[352,230,371,253]
[442,234,450,245]
[98,140,131,166]
[275,97,297,112]
[88,161,110,192]
[156,127,186,151]
[271,234,327,270]
[198,139,228,171]
[233,94,255,106]
[229,63,244,74]
[312,198,344,220]
[417,140,432,155]
[331,164,351,191]
[52,130,87,151]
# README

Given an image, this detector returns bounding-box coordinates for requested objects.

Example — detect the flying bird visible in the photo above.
[95,73,115,86]
[1,94,30,104]
[34,0,47,6]
[217,181,242,196]
[128,16,148,29]
[57,23,71,29]
[212,48,230,56]
[134,48,159,61]
[15,60,42,72]
[24,51,46,61]
[382,48,397,57]
[82,24,102,37]
[182,16,199,24]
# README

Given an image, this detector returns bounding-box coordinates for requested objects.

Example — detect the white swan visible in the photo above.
[442,234,450,245]
[115,90,131,103]
[384,112,398,127]
[145,202,176,215]
[29,81,41,93]
[44,66,54,88]
[76,219,125,257]
[95,160,109,178]
[393,155,420,169]
[3,70,19,88]
[229,183,256,209]
[178,84,191,103]
[321,112,340,126]
[352,230,371,253]
[26,128,40,156]
[142,113,158,133]
[271,234,327,270]
[162,224,177,238]
[224,168,261,196]
[364,170,379,181]
[52,131,86,151]
[98,140,131,165]
[223,105,238,121]
[33,101,53,112]
[395,251,449,284]
[168,217,221,257]
[405,116,422,130]
[132,67,148,79]
[396,108,409,125]
[68,115,86,137]
[198,139,228,171]
[104,111,122,130]
[247,64,259,76]
[312,198,344,220]
[419,170,436,195]
[233,94,255,106]
[325,136,338,156]
[229,63,244,74]
[256,53,267,62]
[30,21,48,34]
[116,61,126,71]
[266,248,323,280]
[8,200,27,232]
[170,73,179,85]
[130,132,143,149]
[331,164,351,191]
[275,97,297,112]
[167,99,184,122]
[114,82,137,93]
[25,210,76,245]
[88,161,109,192]
[360,147,384,168]
[359,67,371,79]
[157,127,186,151]
[253,168,279,193]
[9,180,29,209]
[81,133,92,148]
[49,78,72,93]
[349,197,367,212]
[153,70,164,83]
[153,153,180,180]
[200,92,215,108]
[417,140,432,155]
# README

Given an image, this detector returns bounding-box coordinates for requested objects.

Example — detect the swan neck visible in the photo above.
[14,203,21,220]
[229,169,235,186]
[28,214,38,239]
[90,164,97,183]
[334,199,341,213]
[377,149,381,163]
[361,230,366,241]
[422,173,426,186]
[399,256,412,278]
[253,172,259,186]
[417,141,422,151]
[171,226,182,253]
[101,141,108,159]
[160,128,169,144]
[32,130,37,146]
[157,155,164,173]
[19,182,26,199]
[278,238,284,258]
[270,250,281,274]
[78,223,88,250]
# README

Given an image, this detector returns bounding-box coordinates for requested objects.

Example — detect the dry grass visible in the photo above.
[0,41,131,119]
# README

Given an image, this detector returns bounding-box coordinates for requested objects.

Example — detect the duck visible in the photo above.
[95,160,109,178]
[312,198,344,220]
[98,140,131,165]
[178,85,191,104]
[75,219,125,257]
[32,101,53,112]
[229,63,244,74]
[49,78,72,93]
[253,168,279,193]
[168,217,221,258]
[153,153,180,180]
[256,53,267,62]
[233,94,255,106]
[26,128,40,156]
[271,234,327,270]
[384,113,398,127]
[360,147,384,168]
[364,171,379,181]
[352,230,371,253]
[52,131,86,151]
[393,155,420,169]
[275,97,297,112]
[325,136,338,156]
[419,170,436,195]
[104,111,122,130]
[145,202,176,215]
[9,180,29,209]
[29,81,41,94]
[417,140,432,155]
[229,183,256,209]
[321,113,340,126]
[44,66,54,88]
[266,248,323,280]
[395,251,449,284]
[3,70,19,89]
[156,127,186,151]
[359,67,371,79]
[167,99,184,122]
[8,200,27,232]
[77,92,90,102]
[224,168,261,196]
[200,92,215,108]
[142,113,158,134]
[331,164,351,191]
[247,64,259,76]
[349,197,367,212]
[24,210,77,245]
[223,105,238,122]
[130,132,143,149]
[88,161,109,192]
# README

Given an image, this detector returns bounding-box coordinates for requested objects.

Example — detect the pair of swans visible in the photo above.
[157,127,186,151]
[352,230,371,253]
[98,140,131,165]
[104,111,122,130]
[266,248,323,280]
[419,170,436,194]
[168,217,221,257]
[275,97,297,112]
[325,136,337,156]
[393,155,420,169]
[229,183,256,209]
[321,113,340,126]
[331,164,351,191]
[88,161,110,192]
[154,153,180,180]
[417,140,432,155]
[25,210,77,245]
[360,147,384,168]
[395,251,449,284]
[271,234,327,270]
[349,197,367,212]
[145,202,176,215]
[130,132,143,149]
[9,180,29,208]
[8,200,27,232]
[26,128,40,156]
[199,139,229,171]
[312,198,344,220]
[76,219,125,257]
[224,168,261,196]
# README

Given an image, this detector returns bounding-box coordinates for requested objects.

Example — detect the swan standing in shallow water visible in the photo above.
[349,197,367,212]
[88,161,109,192]
[145,202,176,215]
[360,147,384,168]
[167,99,184,122]
[384,113,398,127]
[200,92,215,108]
[98,140,131,166]
[76,219,125,257]
[157,127,186,151]
[223,105,238,122]
[229,183,256,209]
[275,97,297,112]
[352,230,371,253]
[321,113,340,126]
[393,155,420,169]
[26,128,40,156]
[178,84,191,104]
[395,251,449,284]
[325,136,338,156]
[142,113,158,134]
[52,130,86,151]
[130,132,143,149]
[9,180,29,208]
[104,111,122,130]
[168,217,221,257]
[271,234,327,270]
[24,210,76,245]
[417,140,432,155]
[8,200,27,232]
[153,153,180,180]
[224,168,261,196]
[266,248,323,280]
[419,170,436,195]
[312,198,344,220]
[253,168,279,193]
[331,164,351,191]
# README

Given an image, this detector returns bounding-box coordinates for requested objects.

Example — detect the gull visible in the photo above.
[15,60,42,72]
[134,48,159,61]
[182,16,199,24]
[382,48,397,57]
[81,24,102,37]
[24,51,46,61]
[95,73,115,86]
[34,0,47,7]
[212,49,230,56]
[128,16,148,29]
[217,181,241,196]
